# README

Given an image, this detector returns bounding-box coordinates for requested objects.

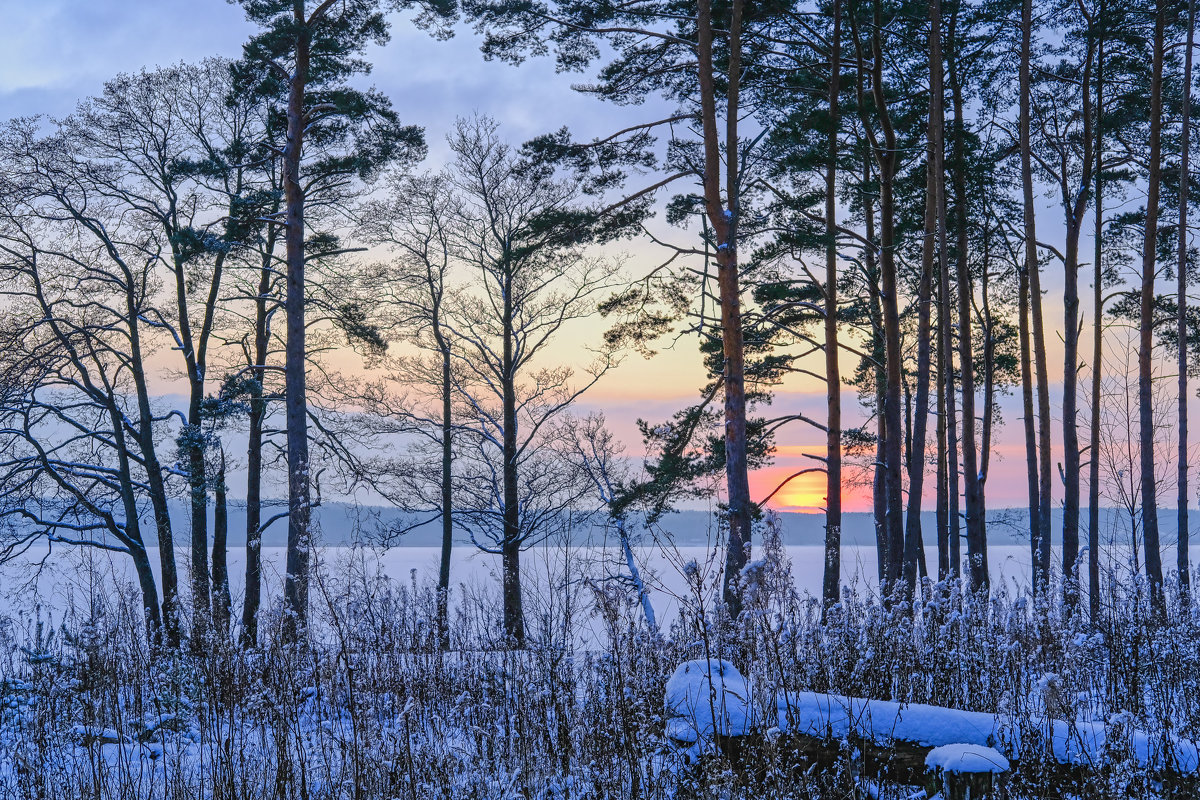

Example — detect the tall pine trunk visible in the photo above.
[1178,0,1195,598]
[821,0,844,610]
[859,0,906,596]
[1021,259,1041,583]
[282,15,313,642]
[241,234,274,649]
[698,0,753,612]
[1140,0,1166,616]
[1021,0,1053,594]
[1088,14,1105,623]
[863,162,888,581]
[950,6,986,592]
[904,0,942,596]
[1062,222,1083,609]
[212,453,231,639]
[1061,41,1096,611]
[939,155,961,580]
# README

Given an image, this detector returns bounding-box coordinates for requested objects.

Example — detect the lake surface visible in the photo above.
[0,539,1165,638]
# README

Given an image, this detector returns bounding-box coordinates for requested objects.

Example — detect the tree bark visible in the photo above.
[241,230,274,649]
[1088,11,1105,624]
[949,4,985,593]
[1021,0,1053,594]
[822,0,843,611]
[1060,35,1097,612]
[864,160,888,582]
[857,0,906,597]
[109,400,164,641]
[939,150,961,580]
[212,453,231,639]
[1140,0,1167,616]
[282,8,314,643]
[501,254,525,645]
[697,0,753,613]
[1178,0,1194,598]
[1021,256,1042,592]
[127,291,180,647]
[903,0,942,597]
[438,330,454,650]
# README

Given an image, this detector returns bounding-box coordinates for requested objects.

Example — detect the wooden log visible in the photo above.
[924,744,1009,799]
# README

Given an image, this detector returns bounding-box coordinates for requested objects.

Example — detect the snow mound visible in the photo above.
[925,744,1010,774]
[664,659,752,743]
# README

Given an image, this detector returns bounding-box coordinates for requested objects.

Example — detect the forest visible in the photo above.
[0,0,1199,797]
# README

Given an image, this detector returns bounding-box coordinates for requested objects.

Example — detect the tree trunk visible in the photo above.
[130,541,163,643]
[127,293,180,647]
[939,150,961,580]
[187,397,210,646]
[501,250,525,645]
[175,259,210,645]
[979,217,996,507]
[213,454,231,640]
[1062,212,1084,608]
[1020,259,1041,585]
[698,0,753,613]
[933,6,961,575]
[1021,0,1053,594]
[1178,0,1194,598]
[110,400,163,642]
[241,239,273,649]
[1140,0,1166,616]
[822,0,843,611]
[1061,39,1096,611]
[949,7,986,593]
[282,14,313,643]
[1088,16,1105,623]
[860,0,906,597]
[904,0,943,597]
[438,339,454,650]
[864,162,888,582]
[936,311,949,580]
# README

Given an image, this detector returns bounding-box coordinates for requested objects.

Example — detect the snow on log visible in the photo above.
[664,659,753,744]
[925,744,1010,774]
[777,690,1199,776]
[924,744,1010,800]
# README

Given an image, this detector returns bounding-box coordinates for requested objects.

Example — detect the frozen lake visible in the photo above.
[0,537,1163,636]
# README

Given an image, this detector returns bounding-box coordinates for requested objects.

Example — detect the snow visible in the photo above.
[664,659,753,744]
[777,691,1200,775]
[925,744,1010,774]
[1041,716,1200,774]
[778,691,998,750]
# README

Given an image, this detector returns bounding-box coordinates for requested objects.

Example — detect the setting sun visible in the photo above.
[753,460,829,512]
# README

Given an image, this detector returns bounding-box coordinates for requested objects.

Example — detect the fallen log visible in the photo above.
[664,668,1199,798]
[775,689,1199,788]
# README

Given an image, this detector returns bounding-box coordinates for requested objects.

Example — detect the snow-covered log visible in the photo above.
[663,666,1200,794]
[924,744,1009,799]
[776,690,1199,778]
[664,659,753,747]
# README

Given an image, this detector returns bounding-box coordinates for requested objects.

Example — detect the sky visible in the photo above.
[1,0,1190,515]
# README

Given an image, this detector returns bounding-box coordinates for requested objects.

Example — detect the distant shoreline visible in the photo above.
[89,502,1173,549]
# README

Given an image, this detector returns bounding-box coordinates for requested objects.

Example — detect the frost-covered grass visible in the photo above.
[0,525,1197,799]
